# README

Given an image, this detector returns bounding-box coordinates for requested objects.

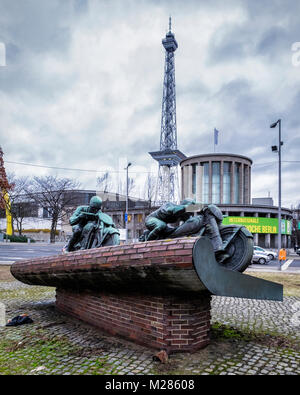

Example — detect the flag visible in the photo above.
[214,128,219,145]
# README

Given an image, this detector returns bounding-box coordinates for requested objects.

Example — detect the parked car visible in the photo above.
[251,251,271,265]
[254,246,277,260]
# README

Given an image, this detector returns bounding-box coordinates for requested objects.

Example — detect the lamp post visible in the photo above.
[270,119,282,270]
[125,162,132,243]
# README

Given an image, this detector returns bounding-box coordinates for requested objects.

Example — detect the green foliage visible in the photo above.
[4,234,28,243]
[3,234,35,243]
[211,322,251,340]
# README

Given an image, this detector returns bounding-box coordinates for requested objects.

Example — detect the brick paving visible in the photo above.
[0,280,299,375]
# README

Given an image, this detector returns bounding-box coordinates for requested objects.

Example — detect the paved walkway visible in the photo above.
[0,281,299,375]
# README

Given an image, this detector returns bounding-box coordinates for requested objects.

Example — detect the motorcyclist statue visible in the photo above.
[64,196,120,252]
[140,199,229,263]
[143,198,197,241]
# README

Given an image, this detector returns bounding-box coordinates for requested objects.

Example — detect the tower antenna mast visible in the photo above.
[149,18,186,204]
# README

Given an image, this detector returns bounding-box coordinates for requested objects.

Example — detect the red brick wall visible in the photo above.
[12,237,212,353]
[11,237,206,294]
[56,289,211,353]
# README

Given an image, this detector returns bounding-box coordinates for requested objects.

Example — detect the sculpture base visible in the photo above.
[56,289,211,354]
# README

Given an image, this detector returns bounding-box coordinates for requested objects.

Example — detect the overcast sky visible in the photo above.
[0,0,299,208]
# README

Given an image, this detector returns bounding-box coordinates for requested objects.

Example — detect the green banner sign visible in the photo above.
[222,216,292,235]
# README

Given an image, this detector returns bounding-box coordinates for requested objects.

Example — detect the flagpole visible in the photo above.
[214,128,219,153]
[214,128,217,153]
[214,128,215,152]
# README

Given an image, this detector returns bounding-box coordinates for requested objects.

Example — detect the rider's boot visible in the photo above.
[64,228,82,252]
[205,217,230,264]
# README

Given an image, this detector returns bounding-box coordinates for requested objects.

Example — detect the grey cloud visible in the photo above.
[0,0,74,97]
[1,0,300,206]
[73,0,89,14]
[0,0,72,54]
[177,80,209,98]
[207,25,252,65]
[5,42,21,63]
[207,0,300,66]
[255,26,289,58]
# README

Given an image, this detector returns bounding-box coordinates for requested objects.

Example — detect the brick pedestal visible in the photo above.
[56,289,211,353]
[12,237,213,353]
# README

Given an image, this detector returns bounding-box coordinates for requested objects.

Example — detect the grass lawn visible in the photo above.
[0,266,14,282]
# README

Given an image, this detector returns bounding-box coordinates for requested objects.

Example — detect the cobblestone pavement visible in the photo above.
[0,281,299,375]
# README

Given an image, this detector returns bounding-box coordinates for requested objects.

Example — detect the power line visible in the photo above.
[253,161,300,166]
[5,158,299,175]
[4,160,155,174]
[252,161,276,166]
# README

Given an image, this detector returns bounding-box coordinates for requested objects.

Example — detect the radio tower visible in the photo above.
[149,17,186,204]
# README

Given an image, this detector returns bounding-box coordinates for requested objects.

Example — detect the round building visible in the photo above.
[180,153,292,249]
[181,153,252,205]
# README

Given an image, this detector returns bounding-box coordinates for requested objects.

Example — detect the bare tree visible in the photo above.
[0,173,34,235]
[8,174,35,235]
[118,177,136,197]
[96,172,114,193]
[144,173,156,204]
[25,175,81,243]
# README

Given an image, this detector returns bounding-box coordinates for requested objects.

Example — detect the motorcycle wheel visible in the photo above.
[219,226,253,273]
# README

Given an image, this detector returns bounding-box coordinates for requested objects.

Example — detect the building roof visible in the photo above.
[180,153,253,165]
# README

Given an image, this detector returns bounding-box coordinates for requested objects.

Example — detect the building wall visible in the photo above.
[0,217,62,241]
[181,153,252,205]
[180,154,292,249]
[219,204,292,248]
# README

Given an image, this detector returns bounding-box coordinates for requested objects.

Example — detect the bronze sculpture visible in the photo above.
[64,196,120,252]
[144,198,197,241]
[140,200,253,272]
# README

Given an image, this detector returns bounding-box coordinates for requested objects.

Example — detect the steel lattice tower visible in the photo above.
[149,18,186,204]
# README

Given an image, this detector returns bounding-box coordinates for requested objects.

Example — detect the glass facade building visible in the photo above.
[223,162,231,204]
[212,162,220,204]
[180,153,292,248]
[181,153,252,205]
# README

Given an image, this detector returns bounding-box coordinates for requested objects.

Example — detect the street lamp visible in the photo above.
[125,162,132,243]
[270,119,282,270]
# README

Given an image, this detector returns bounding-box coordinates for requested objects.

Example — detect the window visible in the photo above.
[126,214,132,223]
[202,163,209,204]
[223,162,231,204]
[212,162,220,204]
[43,207,53,218]
[192,164,197,196]
[234,163,240,204]
[243,165,248,203]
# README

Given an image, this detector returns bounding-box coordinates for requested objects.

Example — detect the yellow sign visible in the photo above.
[4,192,13,236]
[222,216,291,235]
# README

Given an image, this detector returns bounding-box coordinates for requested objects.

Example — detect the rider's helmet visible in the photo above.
[89,196,102,213]
[180,198,196,206]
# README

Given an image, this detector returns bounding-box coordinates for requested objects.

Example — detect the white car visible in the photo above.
[251,251,271,265]
[254,246,277,261]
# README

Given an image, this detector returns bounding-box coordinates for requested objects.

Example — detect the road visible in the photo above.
[247,254,300,273]
[0,242,64,265]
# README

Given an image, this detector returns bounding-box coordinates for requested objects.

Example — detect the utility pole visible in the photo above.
[270,119,282,270]
[125,162,132,243]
